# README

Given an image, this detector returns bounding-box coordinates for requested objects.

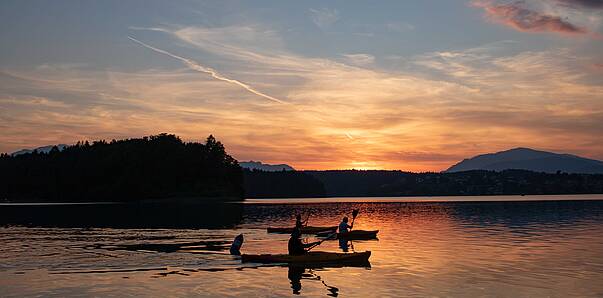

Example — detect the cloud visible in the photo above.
[412,43,603,95]
[0,96,70,108]
[3,25,603,171]
[172,26,312,71]
[309,8,340,29]
[128,26,170,33]
[555,0,603,9]
[341,53,375,66]
[128,36,287,104]
[0,66,294,155]
[472,0,595,37]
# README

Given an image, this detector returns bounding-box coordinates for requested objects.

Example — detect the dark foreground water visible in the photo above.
[1,195,603,297]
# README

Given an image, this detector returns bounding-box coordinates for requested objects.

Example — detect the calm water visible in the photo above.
[1,195,603,297]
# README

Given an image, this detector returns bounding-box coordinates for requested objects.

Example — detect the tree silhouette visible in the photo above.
[0,134,243,202]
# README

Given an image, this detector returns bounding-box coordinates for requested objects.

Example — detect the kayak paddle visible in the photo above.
[350,209,359,231]
[306,232,337,251]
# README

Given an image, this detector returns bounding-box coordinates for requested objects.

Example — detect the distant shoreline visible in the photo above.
[3,194,602,206]
[244,193,603,204]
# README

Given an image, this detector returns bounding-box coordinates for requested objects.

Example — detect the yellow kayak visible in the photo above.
[267,226,337,234]
[241,251,371,265]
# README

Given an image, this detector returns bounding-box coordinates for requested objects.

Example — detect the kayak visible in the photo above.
[337,230,378,240]
[316,230,379,240]
[267,226,337,234]
[241,251,371,265]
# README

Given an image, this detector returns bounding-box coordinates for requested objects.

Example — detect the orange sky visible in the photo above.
[1,1,603,171]
[2,41,602,171]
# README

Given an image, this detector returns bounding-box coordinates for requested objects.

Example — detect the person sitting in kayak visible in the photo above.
[288,228,320,255]
[338,216,353,233]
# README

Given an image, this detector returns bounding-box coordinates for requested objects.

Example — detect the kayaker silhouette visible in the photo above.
[288,228,320,255]
[338,216,353,233]
[230,234,244,255]
[295,213,310,230]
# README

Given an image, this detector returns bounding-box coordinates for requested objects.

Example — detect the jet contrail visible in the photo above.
[128,36,286,104]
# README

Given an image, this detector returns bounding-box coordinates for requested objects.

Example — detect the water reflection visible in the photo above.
[1,199,603,297]
[0,202,243,228]
[445,200,603,228]
[288,266,340,297]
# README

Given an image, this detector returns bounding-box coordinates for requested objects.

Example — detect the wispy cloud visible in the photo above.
[128,36,287,104]
[0,95,70,108]
[309,8,340,29]
[128,26,170,33]
[341,53,375,66]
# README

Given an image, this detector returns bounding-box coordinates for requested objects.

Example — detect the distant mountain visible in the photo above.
[11,144,69,156]
[240,161,294,172]
[446,148,603,174]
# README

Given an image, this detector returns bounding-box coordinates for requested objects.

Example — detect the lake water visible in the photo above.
[1,195,603,297]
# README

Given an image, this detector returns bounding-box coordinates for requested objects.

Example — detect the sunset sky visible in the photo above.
[1,0,602,171]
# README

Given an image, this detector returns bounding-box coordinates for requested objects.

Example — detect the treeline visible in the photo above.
[243,170,326,198]
[3,136,602,202]
[245,169,603,198]
[0,134,243,202]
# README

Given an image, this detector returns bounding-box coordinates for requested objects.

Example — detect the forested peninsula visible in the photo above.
[0,134,243,202]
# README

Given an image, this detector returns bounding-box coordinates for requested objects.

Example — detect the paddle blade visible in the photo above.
[352,209,359,219]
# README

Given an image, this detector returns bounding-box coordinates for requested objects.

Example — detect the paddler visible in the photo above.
[338,216,353,233]
[288,228,320,256]
[295,214,307,230]
[230,234,244,255]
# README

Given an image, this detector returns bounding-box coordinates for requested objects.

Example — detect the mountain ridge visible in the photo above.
[240,161,295,172]
[446,147,603,174]
[11,144,69,156]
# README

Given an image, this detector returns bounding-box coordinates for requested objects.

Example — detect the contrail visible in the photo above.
[128,36,287,104]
